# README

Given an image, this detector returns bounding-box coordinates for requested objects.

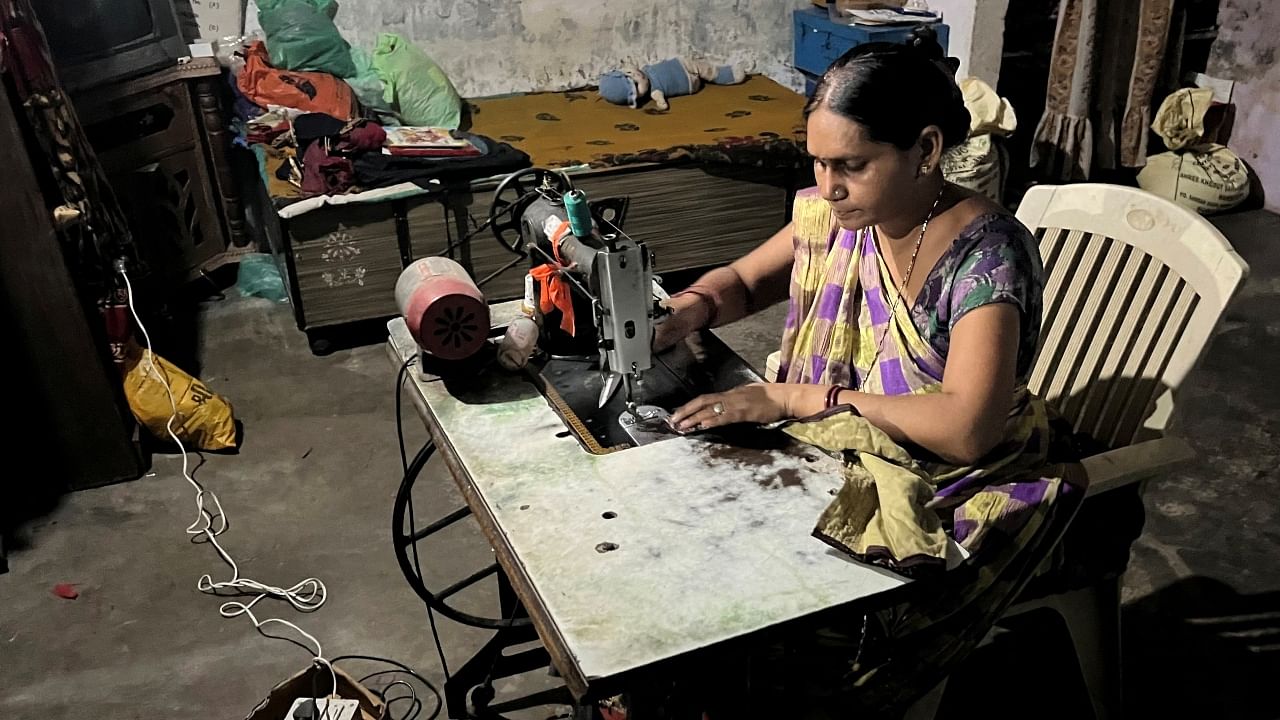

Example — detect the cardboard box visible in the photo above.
[245,665,387,720]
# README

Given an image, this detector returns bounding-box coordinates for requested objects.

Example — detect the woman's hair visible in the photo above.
[804,27,971,151]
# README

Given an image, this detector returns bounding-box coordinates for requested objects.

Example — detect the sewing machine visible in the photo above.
[488,167,721,450]
[503,169,656,414]
[395,167,755,453]
[384,309,904,717]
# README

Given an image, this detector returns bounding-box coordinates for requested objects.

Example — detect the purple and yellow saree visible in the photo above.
[758,188,1084,714]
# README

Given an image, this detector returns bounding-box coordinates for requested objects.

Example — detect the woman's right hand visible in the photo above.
[652,295,712,353]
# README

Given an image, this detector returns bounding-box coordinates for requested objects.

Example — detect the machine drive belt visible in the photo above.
[536,377,624,456]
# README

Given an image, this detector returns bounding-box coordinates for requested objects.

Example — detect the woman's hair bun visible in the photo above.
[906,26,946,61]
[908,26,963,76]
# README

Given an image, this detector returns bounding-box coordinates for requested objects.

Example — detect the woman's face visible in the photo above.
[806,106,925,231]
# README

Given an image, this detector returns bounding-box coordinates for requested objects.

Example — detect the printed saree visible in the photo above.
[756,188,1085,714]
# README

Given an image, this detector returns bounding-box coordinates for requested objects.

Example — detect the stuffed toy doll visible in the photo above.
[599,57,746,110]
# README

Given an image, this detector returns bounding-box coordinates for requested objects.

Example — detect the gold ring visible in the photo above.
[712,402,725,416]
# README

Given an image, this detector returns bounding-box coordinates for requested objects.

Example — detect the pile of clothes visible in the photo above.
[223,0,529,199]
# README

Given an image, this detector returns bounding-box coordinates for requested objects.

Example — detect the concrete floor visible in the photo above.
[1,210,1278,719]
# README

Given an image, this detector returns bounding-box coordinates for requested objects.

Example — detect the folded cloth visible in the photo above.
[301,141,354,196]
[293,114,389,158]
[352,133,531,189]
[246,120,289,145]
[336,120,387,153]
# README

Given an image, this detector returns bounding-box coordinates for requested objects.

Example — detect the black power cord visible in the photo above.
[434,190,534,262]
[430,189,539,291]
[396,356,454,682]
[330,653,444,720]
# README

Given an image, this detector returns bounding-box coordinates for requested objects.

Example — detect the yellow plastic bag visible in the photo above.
[123,346,238,451]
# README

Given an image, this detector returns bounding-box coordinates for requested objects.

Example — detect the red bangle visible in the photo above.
[671,287,718,328]
[824,385,844,410]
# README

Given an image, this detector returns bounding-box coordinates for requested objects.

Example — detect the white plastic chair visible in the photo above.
[765,183,1249,718]
[999,183,1247,719]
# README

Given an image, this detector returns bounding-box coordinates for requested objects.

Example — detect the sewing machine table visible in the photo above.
[386,307,911,702]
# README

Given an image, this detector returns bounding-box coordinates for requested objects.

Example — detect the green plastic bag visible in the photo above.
[371,33,462,129]
[237,253,289,303]
[257,0,356,78]
[347,47,394,115]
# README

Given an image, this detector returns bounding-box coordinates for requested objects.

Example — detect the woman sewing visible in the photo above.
[650,31,1083,717]
[661,37,1036,465]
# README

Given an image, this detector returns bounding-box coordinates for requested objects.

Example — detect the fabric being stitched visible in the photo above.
[777,187,1071,574]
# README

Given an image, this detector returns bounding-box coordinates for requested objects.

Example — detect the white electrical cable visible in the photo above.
[120,269,337,701]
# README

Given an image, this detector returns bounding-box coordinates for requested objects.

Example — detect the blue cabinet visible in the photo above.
[793,7,949,95]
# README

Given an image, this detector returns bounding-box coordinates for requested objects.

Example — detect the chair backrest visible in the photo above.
[1016,184,1249,448]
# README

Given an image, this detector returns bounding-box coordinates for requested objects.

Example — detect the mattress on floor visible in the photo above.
[466,75,809,169]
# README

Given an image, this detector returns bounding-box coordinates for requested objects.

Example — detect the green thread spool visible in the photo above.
[564,189,592,237]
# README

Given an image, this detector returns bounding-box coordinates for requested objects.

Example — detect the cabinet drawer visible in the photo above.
[78,83,200,171]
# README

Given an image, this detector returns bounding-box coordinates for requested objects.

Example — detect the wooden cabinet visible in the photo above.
[73,58,248,284]
[280,198,451,329]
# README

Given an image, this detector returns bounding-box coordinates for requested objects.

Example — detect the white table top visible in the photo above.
[387,313,909,694]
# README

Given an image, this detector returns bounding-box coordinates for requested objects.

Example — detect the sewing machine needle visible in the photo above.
[598,371,622,409]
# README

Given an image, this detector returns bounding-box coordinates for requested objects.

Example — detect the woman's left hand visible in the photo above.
[670,383,806,433]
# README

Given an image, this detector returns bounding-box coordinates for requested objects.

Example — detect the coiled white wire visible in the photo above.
[120,269,336,699]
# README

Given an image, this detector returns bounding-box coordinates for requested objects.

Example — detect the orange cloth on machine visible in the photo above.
[237,41,357,120]
[530,220,576,334]
[530,264,574,335]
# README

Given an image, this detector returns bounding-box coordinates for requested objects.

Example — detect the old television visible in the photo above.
[33,0,188,92]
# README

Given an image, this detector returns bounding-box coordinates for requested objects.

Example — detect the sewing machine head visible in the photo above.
[491,168,659,414]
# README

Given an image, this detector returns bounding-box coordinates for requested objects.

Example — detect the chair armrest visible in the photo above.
[1080,436,1196,498]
